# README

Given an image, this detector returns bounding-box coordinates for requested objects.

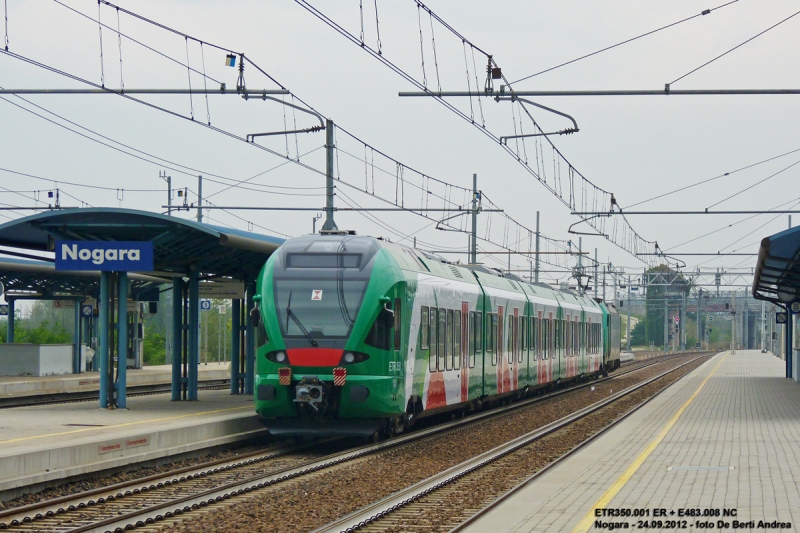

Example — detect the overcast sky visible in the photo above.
[1,0,798,292]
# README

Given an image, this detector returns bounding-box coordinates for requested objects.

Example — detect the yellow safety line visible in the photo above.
[0,405,253,445]
[571,351,729,533]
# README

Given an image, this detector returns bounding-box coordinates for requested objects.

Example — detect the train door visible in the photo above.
[393,297,404,400]
[459,301,469,401]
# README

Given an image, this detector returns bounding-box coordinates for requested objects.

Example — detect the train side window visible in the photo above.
[531,317,537,361]
[566,320,571,357]
[454,310,461,370]
[507,316,513,364]
[438,308,447,371]
[541,318,547,360]
[420,307,430,350]
[430,308,438,372]
[394,298,402,351]
[474,312,482,367]
[446,309,454,370]
[549,319,555,358]
[468,311,475,362]
[490,313,497,365]
[518,317,525,363]
[497,313,504,365]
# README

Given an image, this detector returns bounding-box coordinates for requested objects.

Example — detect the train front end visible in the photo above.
[254,234,406,437]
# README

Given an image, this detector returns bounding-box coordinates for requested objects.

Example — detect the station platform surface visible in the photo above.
[0,362,231,398]
[0,389,267,500]
[464,350,800,532]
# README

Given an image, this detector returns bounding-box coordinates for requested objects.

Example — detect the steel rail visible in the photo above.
[0,379,231,409]
[0,352,705,532]
[311,354,712,533]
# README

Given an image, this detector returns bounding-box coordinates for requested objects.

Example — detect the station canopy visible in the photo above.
[0,208,285,297]
[753,225,800,304]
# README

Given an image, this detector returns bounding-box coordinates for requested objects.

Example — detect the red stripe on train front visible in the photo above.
[286,348,343,366]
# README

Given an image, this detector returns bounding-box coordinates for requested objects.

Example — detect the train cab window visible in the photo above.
[420,307,430,350]
[438,308,447,371]
[454,310,461,370]
[394,298,402,350]
[365,304,393,351]
[254,307,268,349]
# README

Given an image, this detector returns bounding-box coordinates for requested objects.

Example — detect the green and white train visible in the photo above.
[253,233,621,436]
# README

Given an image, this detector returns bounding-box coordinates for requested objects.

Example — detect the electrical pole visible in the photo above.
[471,174,478,264]
[162,171,172,216]
[594,249,598,299]
[681,291,686,351]
[322,119,338,231]
[663,298,669,353]
[534,210,540,282]
[731,292,736,354]
[197,175,203,223]
[626,275,631,352]
[577,237,583,295]
[697,289,701,350]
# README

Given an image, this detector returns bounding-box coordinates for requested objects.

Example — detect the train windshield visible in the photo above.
[273,277,368,340]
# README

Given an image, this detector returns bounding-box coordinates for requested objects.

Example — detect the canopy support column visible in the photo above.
[99,272,110,408]
[245,280,256,395]
[73,302,82,374]
[231,298,241,394]
[6,298,14,343]
[787,310,793,379]
[171,277,183,401]
[188,268,200,400]
[117,272,128,408]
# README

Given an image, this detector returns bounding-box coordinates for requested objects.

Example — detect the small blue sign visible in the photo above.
[55,241,154,272]
[81,305,94,317]
[200,299,212,311]
[0,305,8,316]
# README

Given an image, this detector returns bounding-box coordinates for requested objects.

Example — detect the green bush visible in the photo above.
[0,320,72,344]
[143,332,166,366]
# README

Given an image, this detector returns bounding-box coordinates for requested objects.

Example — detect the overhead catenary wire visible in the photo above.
[670,7,800,86]
[510,0,739,85]
[627,146,800,208]
[7,1,609,277]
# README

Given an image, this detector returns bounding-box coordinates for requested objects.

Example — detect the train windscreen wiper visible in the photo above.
[285,290,318,347]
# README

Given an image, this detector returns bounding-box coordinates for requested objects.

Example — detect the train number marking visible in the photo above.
[388,361,401,372]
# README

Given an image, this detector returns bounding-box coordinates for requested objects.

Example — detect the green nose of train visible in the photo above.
[253,233,621,437]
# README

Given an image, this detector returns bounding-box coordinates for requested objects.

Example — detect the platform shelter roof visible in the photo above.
[0,257,165,300]
[0,208,284,281]
[753,226,800,304]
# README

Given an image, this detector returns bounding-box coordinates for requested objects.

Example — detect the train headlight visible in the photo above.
[338,351,369,365]
[266,350,289,363]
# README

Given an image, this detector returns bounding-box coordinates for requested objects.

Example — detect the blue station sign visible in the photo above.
[55,241,154,272]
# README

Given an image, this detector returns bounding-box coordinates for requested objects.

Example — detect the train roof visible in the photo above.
[283,233,601,309]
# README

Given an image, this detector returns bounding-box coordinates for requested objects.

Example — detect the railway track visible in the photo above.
[0,351,714,533]
[0,380,231,409]
[313,355,711,533]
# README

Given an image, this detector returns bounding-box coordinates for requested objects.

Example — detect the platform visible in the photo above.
[464,350,800,532]
[0,362,230,398]
[0,389,268,500]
